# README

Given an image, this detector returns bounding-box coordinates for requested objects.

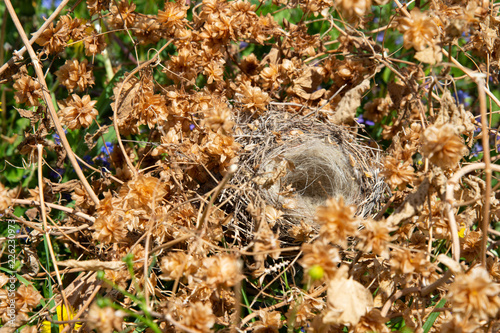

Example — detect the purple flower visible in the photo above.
[471,143,483,157]
[189,124,196,131]
[53,134,61,145]
[358,114,375,126]
[474,117,482,135]
[376,32,384,43]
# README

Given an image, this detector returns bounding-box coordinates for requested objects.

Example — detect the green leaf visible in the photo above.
[422,298,447,333]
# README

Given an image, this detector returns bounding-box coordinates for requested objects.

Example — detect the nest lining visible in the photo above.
[259,139,361,217]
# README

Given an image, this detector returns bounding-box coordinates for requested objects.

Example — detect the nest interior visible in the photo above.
[223,108,387,243]
[260,139,361,217]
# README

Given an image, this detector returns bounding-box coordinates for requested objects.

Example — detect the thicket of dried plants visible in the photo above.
[1,0,500,331]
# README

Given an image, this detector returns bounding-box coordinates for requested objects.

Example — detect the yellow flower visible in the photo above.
[42,304,82,332]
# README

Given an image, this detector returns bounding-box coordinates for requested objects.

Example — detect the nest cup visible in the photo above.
[260,138,361,216]
[225,108,386,241]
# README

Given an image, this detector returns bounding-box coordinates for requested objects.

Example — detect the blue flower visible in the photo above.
[96,155,111,169]
[52,129,66,145]
[189,124,196,131]
[50,168,65,179]
[461,31,470,43]
[83,155,94,167]
[455,90,471,106]
[239,42,249,49]
[41,0,62,9]
[100,142,114,155]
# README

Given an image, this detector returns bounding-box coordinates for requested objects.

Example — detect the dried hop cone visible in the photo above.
[86,303,124,333]
[335,0,372,22]
[397,8,439,51]
[57,94,98,130]
[84,31,107,56]
[35,20,70,54]
[108,0,136,28]
[55,59,95,92]
[316,197,359,248]
[238,83,271,115]
[447,267,500,321]
[380,155,415,190]
[15,285,42,313]
[0,183,13,212]
[421,124,468,169]
[13,74,43,106]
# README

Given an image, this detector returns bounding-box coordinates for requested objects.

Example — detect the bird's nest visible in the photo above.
[222,107,388,244]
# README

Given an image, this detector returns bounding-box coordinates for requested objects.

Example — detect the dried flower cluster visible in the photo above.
[397,8,440,51]
[57,94,98,130]
[3,0,500,331]
[421,123,468,169]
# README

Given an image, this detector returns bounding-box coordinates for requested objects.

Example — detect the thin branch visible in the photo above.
[476,77,491,267]
[37,144,71,329]
[445,163,500,262]
[60,278,102,333]
[112,40,175,177]
[0,0,71,77]
[12,199,95,223]
[4,0,99,205]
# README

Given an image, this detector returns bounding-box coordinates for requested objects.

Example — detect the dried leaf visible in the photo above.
[16,107,37,120]
[435,90,475,145]
[48,179,80,193]
[294,67,325,92]
[330,79,370,125]
[388,80,410,109]
[387,177,429,226]
[84,124,110,150]
[55,145,67,169]
[58,259,125,271]
[324,266,374,326]
[25,207,39,221]
[414,45,442,64]
[261,47,280,67]
[111,75,141,134]
[437,254,462,274]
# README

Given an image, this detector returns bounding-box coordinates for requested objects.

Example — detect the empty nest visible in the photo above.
[222,107,387,245]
